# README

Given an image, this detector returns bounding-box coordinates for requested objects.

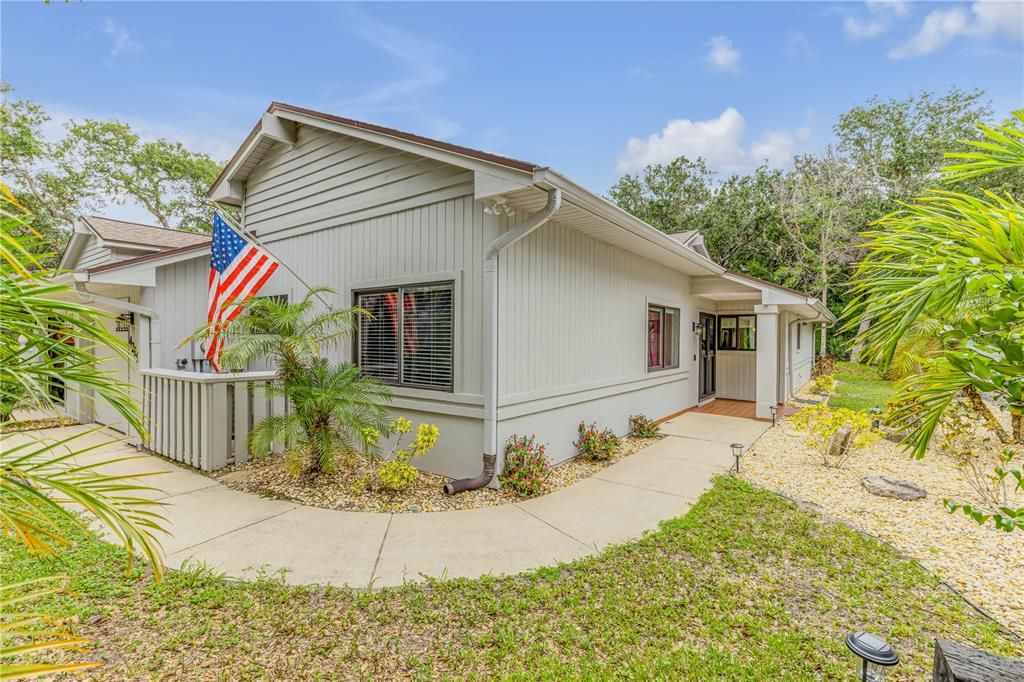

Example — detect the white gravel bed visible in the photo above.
[744,419,1024,636]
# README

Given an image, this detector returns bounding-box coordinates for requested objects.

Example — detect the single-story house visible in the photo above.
[57,102,834,485]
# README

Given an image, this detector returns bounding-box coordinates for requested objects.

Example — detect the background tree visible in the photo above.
[607,156,713,234]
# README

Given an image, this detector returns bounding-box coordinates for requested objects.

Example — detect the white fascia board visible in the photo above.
[272,107,536,179]
[260,112,297,145]
[86,267,157,287]
[209,178,244,205]
[58,230,88,270]
[474,170,532,200]
[533,168,725,276]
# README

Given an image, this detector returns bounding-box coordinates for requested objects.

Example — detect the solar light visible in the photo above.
[730,443,744,474]
[769,404,777,427]
[869,406,883,430]
[845,631,899,682]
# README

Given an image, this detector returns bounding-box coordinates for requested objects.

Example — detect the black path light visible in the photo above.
[845,631,899,681]
[730,443,744,474]
[769,404,777,427]
[869,406,883,430]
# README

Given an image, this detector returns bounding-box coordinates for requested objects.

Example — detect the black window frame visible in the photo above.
[353,280,455,392]
[647,304,680,372]
[717,314,757,351]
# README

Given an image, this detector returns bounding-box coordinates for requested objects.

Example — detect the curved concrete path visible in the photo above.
[24,413,769,588]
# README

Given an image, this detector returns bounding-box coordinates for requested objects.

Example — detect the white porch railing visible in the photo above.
[140,369,282,471]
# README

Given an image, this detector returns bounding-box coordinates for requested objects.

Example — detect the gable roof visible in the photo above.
[81,216,210,249]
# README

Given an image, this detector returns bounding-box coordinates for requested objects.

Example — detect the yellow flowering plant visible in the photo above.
[369,418,441,491]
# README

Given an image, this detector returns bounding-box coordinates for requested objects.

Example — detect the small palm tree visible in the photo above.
[190,287,365,380]
[249,358,390,474]
[191,286,393,475]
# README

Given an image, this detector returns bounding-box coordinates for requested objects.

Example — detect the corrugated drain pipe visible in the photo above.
[444,188,562,495]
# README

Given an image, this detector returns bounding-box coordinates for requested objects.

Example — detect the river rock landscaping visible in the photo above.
[744,415,1024,637]
[212,435,661,513]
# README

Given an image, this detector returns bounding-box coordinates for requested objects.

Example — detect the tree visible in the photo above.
[834,87,992,198]
[58,120,221,232]
[0,186,167,675]
[773,149,874,352]
[846,111,1024,531]
[0,85,223,244]
[607,156,713,234]
[191,288,393,475]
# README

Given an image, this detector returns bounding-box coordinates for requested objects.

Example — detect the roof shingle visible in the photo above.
[83,216,210,249]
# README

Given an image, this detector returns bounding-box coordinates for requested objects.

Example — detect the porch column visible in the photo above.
[754,304,779,419]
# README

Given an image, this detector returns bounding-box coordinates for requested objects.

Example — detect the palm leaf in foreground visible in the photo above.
[0,576,101,680]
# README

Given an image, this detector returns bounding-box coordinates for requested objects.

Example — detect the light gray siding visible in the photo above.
[77,235,114,269]
[495,213,696,464]
[245,125,474,240]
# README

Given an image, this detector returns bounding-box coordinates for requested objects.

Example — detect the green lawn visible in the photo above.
[3,477,1018,681]
[829,361,897,412]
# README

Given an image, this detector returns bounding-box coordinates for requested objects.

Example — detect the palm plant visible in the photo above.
[191,286,392,474]
[1,186,166,675]
[249,358,390,474]
[845,111,1024,531]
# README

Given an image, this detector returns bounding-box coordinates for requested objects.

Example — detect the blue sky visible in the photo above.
[3,1,1022,223]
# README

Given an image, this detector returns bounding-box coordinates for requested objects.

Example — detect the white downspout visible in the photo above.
[444,188,562,494]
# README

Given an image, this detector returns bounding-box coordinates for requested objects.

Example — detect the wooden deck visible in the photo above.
[689,398,800,422]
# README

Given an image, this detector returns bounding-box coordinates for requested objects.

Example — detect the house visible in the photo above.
[57,102,834,486]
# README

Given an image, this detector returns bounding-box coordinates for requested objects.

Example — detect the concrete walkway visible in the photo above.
[22,412,769,588]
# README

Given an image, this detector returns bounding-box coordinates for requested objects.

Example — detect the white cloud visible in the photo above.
[785,29,815,61]
[843,0,912,40]
[102,19,140,57]
[616,108,812,175]
[704,36,741,74]
[628,66,654,80]
[889,0,1023,59]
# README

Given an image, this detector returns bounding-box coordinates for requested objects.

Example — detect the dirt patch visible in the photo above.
[212,436,661,513]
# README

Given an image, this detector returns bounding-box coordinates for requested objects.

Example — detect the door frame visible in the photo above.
[698,312,716,400]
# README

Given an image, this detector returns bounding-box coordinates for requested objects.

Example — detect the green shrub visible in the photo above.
[499,435,552,497]
[629,414,661,439]
[810,373,837,395]
[575,421,620,460]
[365,418,441,491]
[377,459,420,491]
[791,403,879,467]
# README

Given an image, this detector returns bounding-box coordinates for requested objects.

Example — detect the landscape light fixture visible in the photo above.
[769,404,777,427]
[730,443,744,474]
[845,631,899,682]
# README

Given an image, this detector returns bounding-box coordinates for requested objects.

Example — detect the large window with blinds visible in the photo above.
[355,282,454,391]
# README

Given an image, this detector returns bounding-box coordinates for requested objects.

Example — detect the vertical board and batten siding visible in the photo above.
[495,213,696,464]
[714,301,758,401]
[787,311,815,396]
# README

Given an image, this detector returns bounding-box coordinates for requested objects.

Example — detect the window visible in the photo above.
[647,304,680,370]
[355,282,454,390]
[718,315,757,351]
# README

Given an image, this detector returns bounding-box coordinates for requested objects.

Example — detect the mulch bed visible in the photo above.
[0,416,78,433]
[212,436,661,513]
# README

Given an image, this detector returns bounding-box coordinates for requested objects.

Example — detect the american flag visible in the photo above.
[206,214,279,371]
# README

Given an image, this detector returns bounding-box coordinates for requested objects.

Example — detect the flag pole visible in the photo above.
[208,200,333,310]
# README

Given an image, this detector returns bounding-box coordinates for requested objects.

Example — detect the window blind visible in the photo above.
[356,282,454,391]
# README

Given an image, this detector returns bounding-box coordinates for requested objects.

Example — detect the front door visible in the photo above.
[699,313,716,399]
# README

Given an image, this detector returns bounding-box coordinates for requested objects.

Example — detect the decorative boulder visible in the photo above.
[862,474,927,501]
[826,424,853,463]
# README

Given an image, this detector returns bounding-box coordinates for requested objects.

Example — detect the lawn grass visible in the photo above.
[829,361,897,412]
[3,477,1019,681]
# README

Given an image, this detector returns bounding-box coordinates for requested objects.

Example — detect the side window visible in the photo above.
[718,315,757,351]
[355,282,454,391]
[647,304,680,370]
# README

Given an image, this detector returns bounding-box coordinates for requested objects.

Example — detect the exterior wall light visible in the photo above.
[845,631,899,682]
[730,443,744,474]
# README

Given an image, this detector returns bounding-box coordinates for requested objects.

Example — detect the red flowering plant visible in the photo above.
[498,434,552,497]
[575,421,620,461]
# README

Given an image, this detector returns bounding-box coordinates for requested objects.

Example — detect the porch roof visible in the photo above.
[690,271,835,323]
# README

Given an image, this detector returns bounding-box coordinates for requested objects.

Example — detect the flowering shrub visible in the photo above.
[364,418,441,491]
[791,402,878,467]
[629,414,661,439]
[810,373,837,395]
[575,421,620,461]
[499,435,552,497]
